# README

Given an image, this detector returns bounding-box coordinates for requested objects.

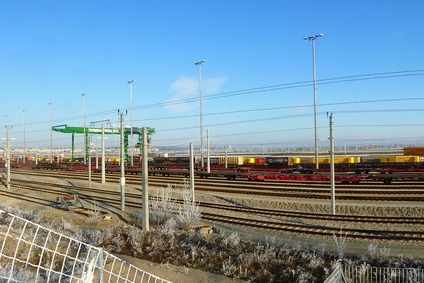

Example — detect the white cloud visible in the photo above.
[165,76,228,113]
[204,76,228,94]
[169,76,197,97]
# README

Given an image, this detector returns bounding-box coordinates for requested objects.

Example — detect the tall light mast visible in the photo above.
[49,102,53,164]
[82,93,87,164]
[127,80,135,166]
[195,60,206,168]
[22,109,25,164]
[304,33,323,169]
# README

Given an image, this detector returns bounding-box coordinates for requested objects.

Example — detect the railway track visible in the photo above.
[201,213,424,240]
[9,178,424,225]
[3,177,424,241]
[11,169,424,202]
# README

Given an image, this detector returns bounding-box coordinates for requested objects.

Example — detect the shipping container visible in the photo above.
[380,155,420,163]
[210,157,219,165]
[332,157,356,164]
[318,158,330,164]
[362,158,380,164]
[219,156,244,165]
[243,158,255,164]
[303,157,355,164]
[168,157,190,163]
[266,157,287,164]
[265,157,291,167]
[287,157,295,166]
[403,147,424,155]
[254,157,266,165]
[353,156,362,163]
[300,157,314,164]
[293,157,301,165]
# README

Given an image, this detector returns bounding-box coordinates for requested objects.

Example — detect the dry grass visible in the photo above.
[2,177,424,282]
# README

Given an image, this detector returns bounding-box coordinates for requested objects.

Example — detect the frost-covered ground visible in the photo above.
[1,173,423,282]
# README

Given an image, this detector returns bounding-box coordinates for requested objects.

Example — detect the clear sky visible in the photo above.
[1,1,424,152]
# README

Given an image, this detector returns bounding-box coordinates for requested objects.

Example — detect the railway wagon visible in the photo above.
[209,157,219,165]
[265,157,294,167]
[299,157,357,164]
[379,155,420,163]
[254,157,267,165]
[151,156,198,169]
[361,156,380,164]
[218,157,244,166]
[403,147,424,155]
[243,157,255,165]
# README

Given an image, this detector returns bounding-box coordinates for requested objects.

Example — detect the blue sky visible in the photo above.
[1,1,424,151]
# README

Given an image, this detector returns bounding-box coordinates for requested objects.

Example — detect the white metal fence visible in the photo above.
[0,209,172,282]
[325,262,424,283]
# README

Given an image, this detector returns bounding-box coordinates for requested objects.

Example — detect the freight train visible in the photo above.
[8,151,424,184]
[148,154,422,172]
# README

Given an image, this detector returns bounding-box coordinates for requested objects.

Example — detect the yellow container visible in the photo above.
[293,157,301,164]
[334,157,356,164]
[353,156,362,163]
[316,157,330,164]
[410,156,421,162]
[347,157,356,164]
[243,158,255,164]
[219,156,244,165]
[380,156,420,163]
[333,157,344,164]
[301,157,314,164]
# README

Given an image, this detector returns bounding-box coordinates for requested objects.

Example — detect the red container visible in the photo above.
[255,157,266,165]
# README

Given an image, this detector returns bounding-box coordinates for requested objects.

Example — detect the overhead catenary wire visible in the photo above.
[7,107,424,146]
[3,70,424,148]
[7,70,424,128]
[155,108,424,132]
[136,97,424,123]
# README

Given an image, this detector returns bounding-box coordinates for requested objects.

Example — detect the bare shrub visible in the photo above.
[368,242,378,258]
[149,182,200,229]
[60,217,75,231]
[99,222,136,253]
[158,218,177,235]
[80,228,104,246]
[11,209,44,224]
[332,229,348,259]
[150,184,176,224]
[86,201,101,224]
[221,257,237,277]
[176,182,201,227]
[319,242,327,256]
[222,232,240,248]
[0,204,13,213]
[380,246,391,257]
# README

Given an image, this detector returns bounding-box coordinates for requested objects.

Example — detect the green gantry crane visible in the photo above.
[52,124,155,162]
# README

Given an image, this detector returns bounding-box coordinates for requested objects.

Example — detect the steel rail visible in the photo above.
[1,186,422,241]
[11,169,424,202]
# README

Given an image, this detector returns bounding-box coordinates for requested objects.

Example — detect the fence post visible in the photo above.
[97,248,104,283]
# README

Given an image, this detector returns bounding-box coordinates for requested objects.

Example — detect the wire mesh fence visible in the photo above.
[0,209,172,282]
[325,262,424,283]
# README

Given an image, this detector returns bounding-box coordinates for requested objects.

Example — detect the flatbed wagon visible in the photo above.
[243,173,362,184]
[368,172,424,184]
